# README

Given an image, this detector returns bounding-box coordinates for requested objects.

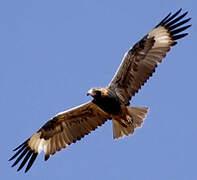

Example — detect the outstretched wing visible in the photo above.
[9,102,109,172]
[108,9,191,105]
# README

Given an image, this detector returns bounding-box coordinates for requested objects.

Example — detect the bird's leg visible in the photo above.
[118,119,128,128]
[126,115,133,124]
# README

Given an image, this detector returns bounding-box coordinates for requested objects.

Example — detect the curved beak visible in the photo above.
[87,89,93,96]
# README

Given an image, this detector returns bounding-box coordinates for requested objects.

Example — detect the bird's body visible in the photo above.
[90,88,121,115]
[9,9,191,173]
[88,87,148,137]
[88,87,148,132]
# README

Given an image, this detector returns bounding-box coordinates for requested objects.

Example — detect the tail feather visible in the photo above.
[113,107,149,139]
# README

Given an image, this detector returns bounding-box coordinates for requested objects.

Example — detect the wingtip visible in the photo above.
[8,157,13,161]
[9,139,38,173]
[155,8,191,29]
[173,33,189,40]
[25,153,38,173]
[25,168,29,173]
[17,166,22,172]
[174,8,182,16]
[11,163,17,168]
[12,140,28,151]
[160,9,191,41]
[177,8,182,13]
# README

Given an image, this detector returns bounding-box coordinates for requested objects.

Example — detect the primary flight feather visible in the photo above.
[9,9,191,172]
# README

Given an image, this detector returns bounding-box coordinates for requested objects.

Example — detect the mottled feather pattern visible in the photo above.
[109,9,191,105]
[9,9,191,173]
[9,102,109,172]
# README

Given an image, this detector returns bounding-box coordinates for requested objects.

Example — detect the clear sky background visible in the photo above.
[1,0,196,179]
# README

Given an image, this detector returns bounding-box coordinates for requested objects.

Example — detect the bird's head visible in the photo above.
[87,88,108,98]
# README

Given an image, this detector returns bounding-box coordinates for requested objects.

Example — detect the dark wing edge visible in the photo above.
[9,139,38,173]
[108,9,191,105]
[9,102,109,173]
[155,8,191,41]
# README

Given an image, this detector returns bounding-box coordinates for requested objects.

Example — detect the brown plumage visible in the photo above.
[9,9,191,172]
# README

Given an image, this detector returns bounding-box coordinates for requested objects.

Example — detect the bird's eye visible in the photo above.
[95,90,101,96]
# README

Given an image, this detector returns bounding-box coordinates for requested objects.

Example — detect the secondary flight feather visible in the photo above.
[9,9,191,172]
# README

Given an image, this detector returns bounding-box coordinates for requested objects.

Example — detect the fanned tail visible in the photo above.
[113,107,149,139]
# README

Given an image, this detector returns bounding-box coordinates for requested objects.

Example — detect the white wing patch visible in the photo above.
[148,26,173,48]
[28,132,46,154]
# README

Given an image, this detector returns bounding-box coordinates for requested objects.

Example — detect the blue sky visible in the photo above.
[1,0,196,179]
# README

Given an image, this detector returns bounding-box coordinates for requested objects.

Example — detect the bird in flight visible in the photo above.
[9,9,191,173]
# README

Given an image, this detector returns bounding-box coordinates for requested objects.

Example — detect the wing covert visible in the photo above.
[108,9,191,105]
[9,102,109,172]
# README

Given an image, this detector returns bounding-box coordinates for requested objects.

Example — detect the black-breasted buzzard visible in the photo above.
[9,9,191,172]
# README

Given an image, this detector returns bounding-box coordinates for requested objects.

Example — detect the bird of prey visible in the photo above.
[9,9,191,172]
